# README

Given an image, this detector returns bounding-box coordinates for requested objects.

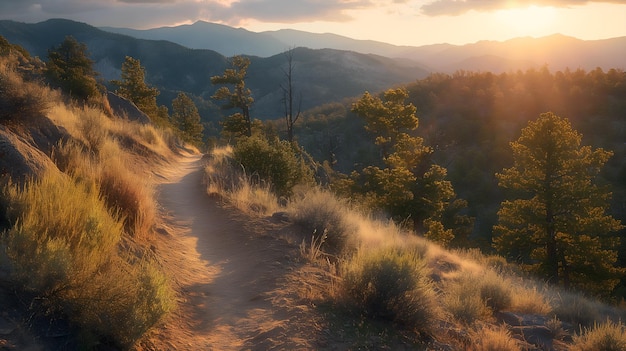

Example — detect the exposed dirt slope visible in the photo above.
[142,153,327,350]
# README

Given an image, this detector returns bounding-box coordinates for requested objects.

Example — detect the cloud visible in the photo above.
[0,0,372,28]
[420,0,626,16]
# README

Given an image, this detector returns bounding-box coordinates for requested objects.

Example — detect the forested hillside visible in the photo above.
[0,19,428,120]
[297,67,626,254]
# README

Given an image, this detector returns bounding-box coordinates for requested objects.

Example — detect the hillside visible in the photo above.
[0,19,428,119]
[103,20,626,72]
[2,31,626,351]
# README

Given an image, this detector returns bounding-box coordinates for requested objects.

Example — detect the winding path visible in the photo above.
[145,153,323,350]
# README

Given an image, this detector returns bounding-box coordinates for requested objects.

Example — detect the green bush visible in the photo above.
[571,320,626,351]
[0,171,172,348]
[342,247,440,335]
[233,136,313,197]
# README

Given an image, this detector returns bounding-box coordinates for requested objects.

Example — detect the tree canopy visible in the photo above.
[111,56,161,121]
[211,55,254,138]
[342,88,464,245]
[493,112,623,296]
[45,36,101,102]
[172,92,204,147]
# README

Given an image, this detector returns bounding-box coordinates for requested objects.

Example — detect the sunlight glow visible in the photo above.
[495,5,559,37]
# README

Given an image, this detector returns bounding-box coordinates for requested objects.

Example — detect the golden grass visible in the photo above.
[1,170,174,347]
[470,325,521,351]
[571,320,626,351]
[0,63,178,347]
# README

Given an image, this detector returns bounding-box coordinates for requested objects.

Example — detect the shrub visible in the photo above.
[470,325,521,351]
[571,320,626,351]
[444,275,491,324]
[341,247,440,335]
[553,291,603,327]
[0,58,51,122]
[510,285,552,315]
[233,136,313,197]
[289,189,357,255]
[79,107,108,152]
[99,152,156,238]
[477,270,513,313]
[0,170,172,348]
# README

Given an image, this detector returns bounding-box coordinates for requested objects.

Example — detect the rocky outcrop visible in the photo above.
[0,126,58,183]
[106,91,151,124]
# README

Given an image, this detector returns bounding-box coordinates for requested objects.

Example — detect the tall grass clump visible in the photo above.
[99,151,156,238]
[443,274,492,324]
[341,246,440,335]
[289,189,358,255]
[0,170,173,348]
[53,139,156,239]
[470,325,521,351]
[204,145,281,216]
[0,57,51,122]
[552,291,605,327]
[571,320,626,351]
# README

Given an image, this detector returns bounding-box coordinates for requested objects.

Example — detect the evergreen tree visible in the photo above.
[211,55,254,138]
[111,56,161,121]
[347,88,462,239]
[172,92,204,146]
[45,36,101,102]
[493,112,623,296]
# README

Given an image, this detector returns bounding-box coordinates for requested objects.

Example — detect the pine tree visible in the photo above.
[111,56,160,121]
[45,36,101,102]
[211,55,254,138]
[172,92,204,146]
[493,112,623,296]
[348,88,462,237]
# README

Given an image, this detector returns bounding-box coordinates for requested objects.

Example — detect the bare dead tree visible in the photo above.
[280,48,302,142]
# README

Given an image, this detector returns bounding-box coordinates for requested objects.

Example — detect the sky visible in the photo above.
[1,0,626,46]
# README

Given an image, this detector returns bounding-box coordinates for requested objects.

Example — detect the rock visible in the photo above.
[0,126,57,183]
[106,91,151,124]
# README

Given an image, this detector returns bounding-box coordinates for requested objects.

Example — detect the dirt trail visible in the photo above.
[144,153,325,350]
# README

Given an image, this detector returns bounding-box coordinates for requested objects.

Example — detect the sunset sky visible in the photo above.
[1,0,625,46]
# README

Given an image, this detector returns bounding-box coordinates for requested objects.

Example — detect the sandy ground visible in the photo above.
[142,153,328,350]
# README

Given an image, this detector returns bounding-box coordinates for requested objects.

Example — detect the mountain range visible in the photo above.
[1,18,624,121]
[0,19,429,119]
[103,20,626,72]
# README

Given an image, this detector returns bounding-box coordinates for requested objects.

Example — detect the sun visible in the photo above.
[495,5,559,37]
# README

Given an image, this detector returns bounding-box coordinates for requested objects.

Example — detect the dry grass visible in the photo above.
[204,146,281,216]
[0,57,53,122]
[0,170,174,348]
[470,325,521,351]
[571,320,626,351]
[340,246,441,336]
[0,62,178,348]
